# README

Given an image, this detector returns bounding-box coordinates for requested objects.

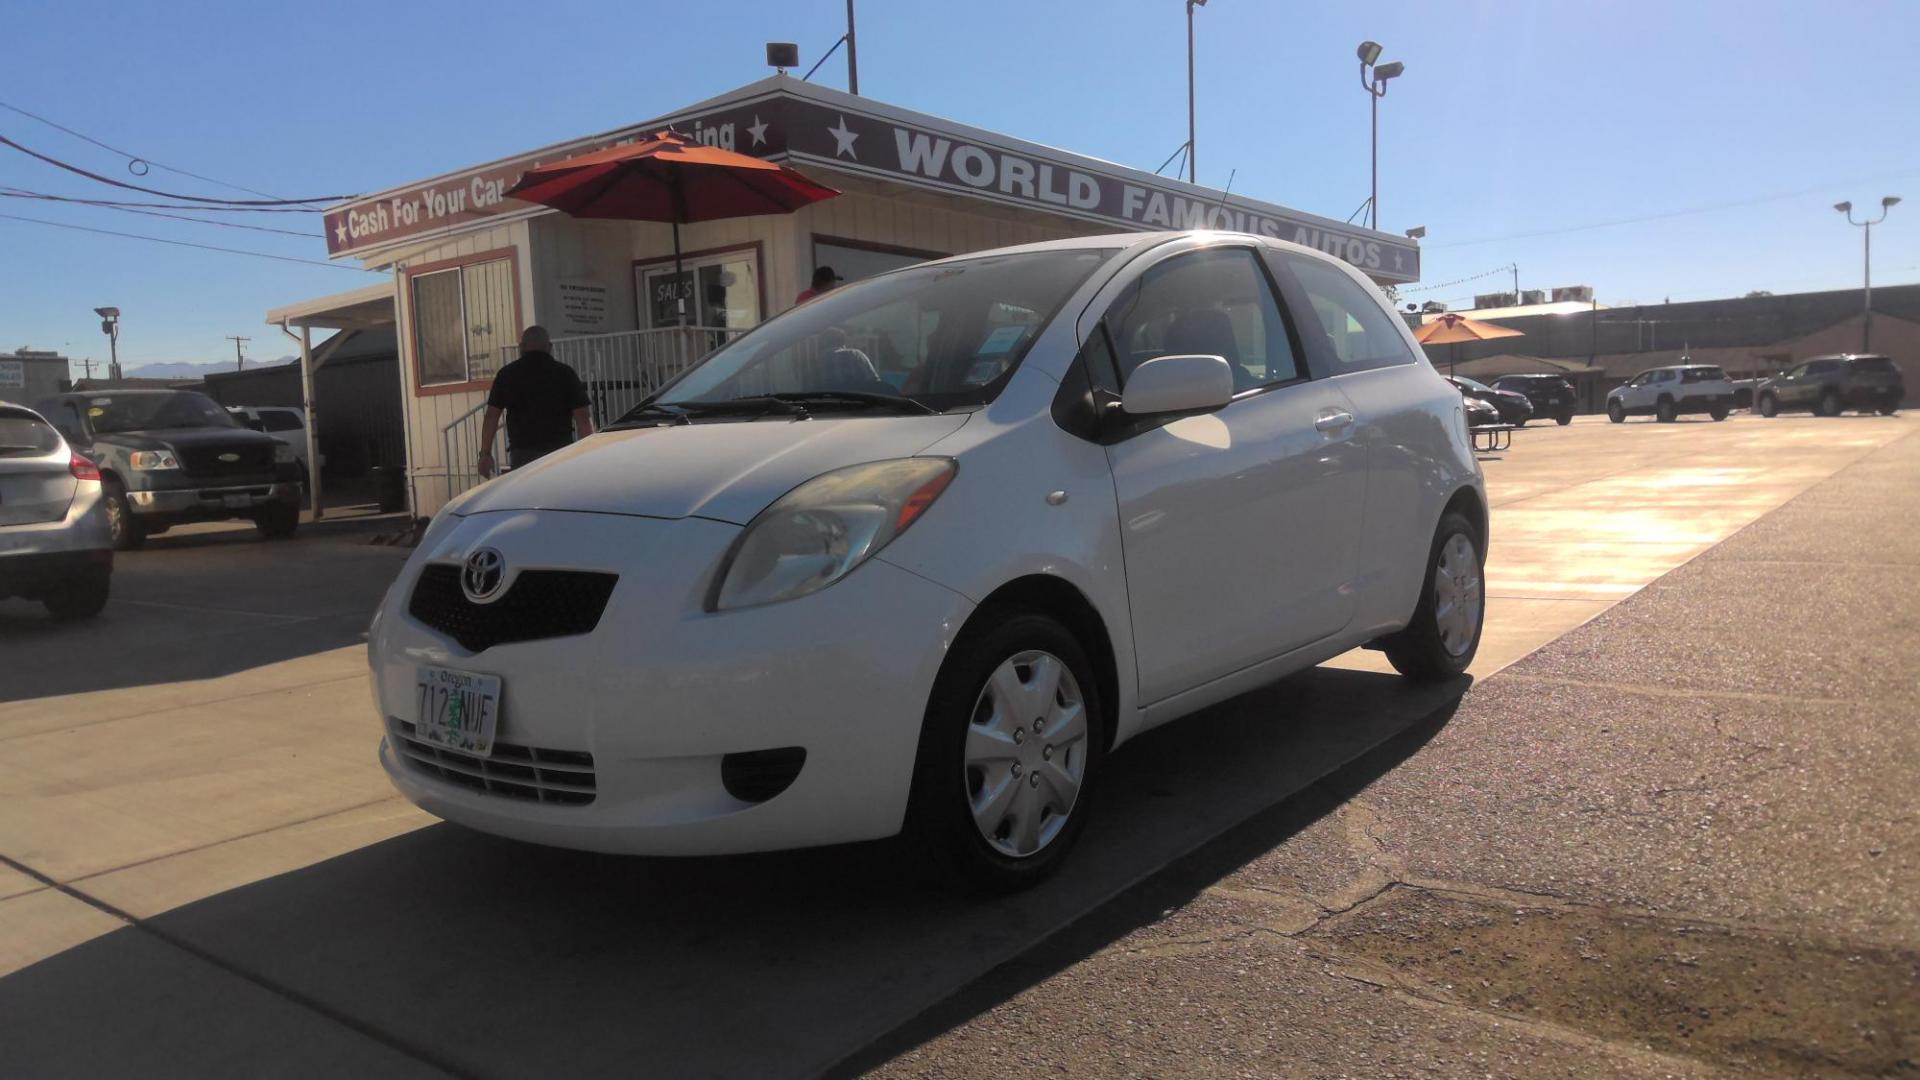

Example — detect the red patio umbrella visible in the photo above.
[505,131,839,321]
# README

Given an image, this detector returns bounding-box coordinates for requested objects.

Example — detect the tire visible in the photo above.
[102,477,145,551]
[1818,391,1843,417]
[1710,404,1730,421]
[1382,510,1485,682]
[903,610,1105,894]
[1556,412,1573,426]
[1607,400,1625,424]
[1656,397,1677,423]
[43,566,110,620]
[1878,405,1899,416]
[254,501,300,539]
[1758,393,1778,418]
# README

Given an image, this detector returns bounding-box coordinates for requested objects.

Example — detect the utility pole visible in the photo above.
[845,0,859,95]
[226,335,250,372]
[79,357,97,380]
[1511,264,1519,304]
[1187,1,1202,184]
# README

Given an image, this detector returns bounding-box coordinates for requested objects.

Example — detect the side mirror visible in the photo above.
[1121,354,1234,416]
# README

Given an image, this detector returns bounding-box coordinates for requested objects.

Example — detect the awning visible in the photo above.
[264,281,395,330]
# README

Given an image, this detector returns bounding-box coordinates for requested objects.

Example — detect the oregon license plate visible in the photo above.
[414,666,501,756]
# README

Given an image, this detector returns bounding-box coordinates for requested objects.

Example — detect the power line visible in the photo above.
[0,211,377,271]
[1401,263,1515,294]
[0,187,318,213]
[0,98,320,205]
[0,189,322,237]
[0,133,359,206]
[1428,167,1920,249]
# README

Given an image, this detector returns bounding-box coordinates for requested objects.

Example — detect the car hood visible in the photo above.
[454,413,973,524]
[95,427,278,451]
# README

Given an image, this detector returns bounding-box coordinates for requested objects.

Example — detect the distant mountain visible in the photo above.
[123,356,297,380]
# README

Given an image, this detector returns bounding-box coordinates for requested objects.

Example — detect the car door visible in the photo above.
[1097,245,1366,705]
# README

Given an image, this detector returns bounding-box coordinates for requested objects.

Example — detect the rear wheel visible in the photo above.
[1556,412,1573,426]
[1607,400,1625,423]
[254,501,300,540]
[102,478,145,551]
[1818,391,1843,417]
[43,566,110,620]
[1878,404,1899,416]
[1758,393,1778,418]
[1383,511,1485,682]
[1656,397,1677,423]
[1710,404,1730,421]
[903,611,1104,893]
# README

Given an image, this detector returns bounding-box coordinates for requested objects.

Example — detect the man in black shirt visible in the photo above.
[478,326,594,477]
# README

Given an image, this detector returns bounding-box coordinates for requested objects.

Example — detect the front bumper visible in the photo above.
[370,509,976,855]
[127,481,297,517]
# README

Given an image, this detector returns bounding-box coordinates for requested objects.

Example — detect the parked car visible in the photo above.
[1607,364,1735,423]
[1755,354,1904,417]
[1446,375,1533,425]
[34,390,301,549]
[227,405,324,473]
[0,404,111,619]
[1462,392,1501,428]
[1491,373,1577,425]
[368,232,1489,891]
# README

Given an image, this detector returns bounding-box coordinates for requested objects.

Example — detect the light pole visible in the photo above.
[93,307,120,381]
[1187,0,1207,184]
[1357,41,1404,230]
[1835,196,1900,353]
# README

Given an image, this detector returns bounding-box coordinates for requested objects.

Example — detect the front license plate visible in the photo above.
[222,494,251,509]
[414,666,502,757]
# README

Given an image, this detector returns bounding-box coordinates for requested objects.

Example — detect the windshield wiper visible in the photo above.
[764,391,939,415]
[606,402,692,429]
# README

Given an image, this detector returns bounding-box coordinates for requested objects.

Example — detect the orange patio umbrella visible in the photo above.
[506,131,840,320]
[1414,312,1525,376]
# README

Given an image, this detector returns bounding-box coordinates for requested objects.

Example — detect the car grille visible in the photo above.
[407,564,617,652]
[388,718,596,805]
[177,442,274,478]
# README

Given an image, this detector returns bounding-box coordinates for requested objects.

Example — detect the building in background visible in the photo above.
[199,328,405,479]
[0,348,73,407]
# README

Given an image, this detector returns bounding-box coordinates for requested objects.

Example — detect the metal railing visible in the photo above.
[439,325,744,504]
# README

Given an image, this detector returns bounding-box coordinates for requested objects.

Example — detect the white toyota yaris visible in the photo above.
[370,230,1486,891]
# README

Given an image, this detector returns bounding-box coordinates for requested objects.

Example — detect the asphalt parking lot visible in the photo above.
[1,412,1914,1077]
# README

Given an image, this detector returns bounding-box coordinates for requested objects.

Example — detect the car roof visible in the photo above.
[0,403,49,422]
[909,228,1381,275]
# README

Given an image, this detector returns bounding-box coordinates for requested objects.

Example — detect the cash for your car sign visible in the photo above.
[322,76,1418,283]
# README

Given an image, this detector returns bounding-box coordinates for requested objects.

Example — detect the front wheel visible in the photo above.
[254,501,300,540]
[1556,412,1573,426]
[1758,394,1778,418]
[102,478,145,551]
[1878,404,1899,416]
[1607,400,1625,423]
[1818,391,1843,417]
[903,611,1104,894]
[1382,511,1485,682]
[1710,405,1730,421]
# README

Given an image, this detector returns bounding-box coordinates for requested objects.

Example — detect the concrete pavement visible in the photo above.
[0,412,1912,1077]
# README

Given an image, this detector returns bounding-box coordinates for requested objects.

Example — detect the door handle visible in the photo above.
[1314,410,1355,433]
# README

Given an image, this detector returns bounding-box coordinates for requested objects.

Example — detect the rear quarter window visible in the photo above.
[1850,357,1898,374]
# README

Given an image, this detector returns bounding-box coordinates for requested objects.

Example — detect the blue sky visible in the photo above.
[4,0,1916,372]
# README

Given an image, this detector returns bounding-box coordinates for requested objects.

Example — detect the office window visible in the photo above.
[412,255,517,387]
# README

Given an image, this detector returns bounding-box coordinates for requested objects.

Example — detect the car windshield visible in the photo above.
[646,248,1119,415]
[1680,366,1727,383]
[1851,356,1898,374]
[1453,376,1494,392]
[86,392,240,433]
[0,412,61,455]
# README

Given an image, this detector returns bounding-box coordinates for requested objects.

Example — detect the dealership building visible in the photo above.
[267,75,1420,516]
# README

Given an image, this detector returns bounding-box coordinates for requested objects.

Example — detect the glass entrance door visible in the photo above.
[639,252,760,330]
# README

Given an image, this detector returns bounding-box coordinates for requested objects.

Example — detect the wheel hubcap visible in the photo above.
[964,650,1088,858]
[1433,534,1483,658]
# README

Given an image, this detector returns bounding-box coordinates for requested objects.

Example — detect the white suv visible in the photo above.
[368,231,1487,891]
[1607,364,1735,423]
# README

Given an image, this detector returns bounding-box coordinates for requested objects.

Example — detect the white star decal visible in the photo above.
[827,115,859,159]
[1393,249,1405,271]
[334,219,348,244]
[747,115,768,147]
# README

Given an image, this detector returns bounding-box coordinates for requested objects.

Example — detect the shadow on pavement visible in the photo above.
[0,666,1464,1079]
[0,526,406,704]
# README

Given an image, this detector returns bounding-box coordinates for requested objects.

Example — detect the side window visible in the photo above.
[1281,253,1417,372]
[261,410,303,432]
[1105,248,1302,393]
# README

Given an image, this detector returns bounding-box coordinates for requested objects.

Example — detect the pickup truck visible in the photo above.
[35,389,300,549]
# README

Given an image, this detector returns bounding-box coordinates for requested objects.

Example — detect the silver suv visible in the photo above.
[0,404,112,619]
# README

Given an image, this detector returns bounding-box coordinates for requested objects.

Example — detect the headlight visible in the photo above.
[129,450,178,470]
[711,458,957,611]
[274,443,295,463]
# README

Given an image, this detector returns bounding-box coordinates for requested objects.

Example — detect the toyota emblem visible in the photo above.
[461,547,507,603]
